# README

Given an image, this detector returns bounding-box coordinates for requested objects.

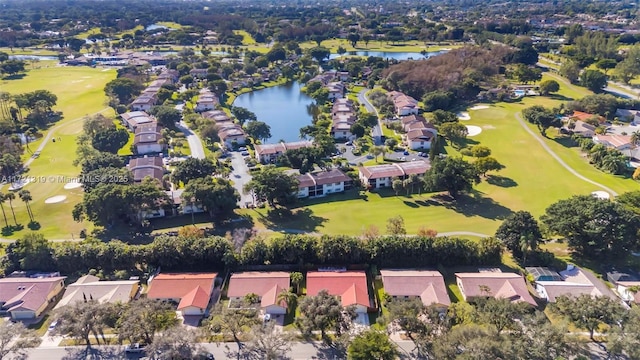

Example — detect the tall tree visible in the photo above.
[495,210,542,260]
[243,322,293,360]
[206,306,259,355]
[0,321,40,359]
[181,176,239,218]
[146,326,203,359]
[116,298,178,345]
[243,166,299,207]
[347,330,399,360]
[551,294,625,340]
[4,192,17,226]
[244,121,271,142]
[296,289,356,343]
[52,301,112,348]
[171,157,217,185]
[424,157,480,199]
[104,78,143,105]
[290,272,303,295]
[580,69,607,93]
[0,192,8,228]
[541,195,640,259]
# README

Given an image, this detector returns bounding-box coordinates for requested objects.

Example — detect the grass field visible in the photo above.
[239,71,639,237]
[0,65,117,239]
[233,30,256,45]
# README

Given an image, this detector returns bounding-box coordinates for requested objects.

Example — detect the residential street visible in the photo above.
[357,89,383,145]
[25,340,419,360]
[175,120,206,160]
[229,151,254,207]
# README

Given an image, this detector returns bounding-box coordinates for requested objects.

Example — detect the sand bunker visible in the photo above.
[8,178,31,191]
[466,125,482,137]
[457,112,471,121]
[63,182,83,190]
[591,191,610,200]
[470,105,490,110]
[44,195,67,204]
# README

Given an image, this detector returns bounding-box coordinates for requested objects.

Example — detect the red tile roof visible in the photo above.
[147,273,216,309]
[177,285,210,310]
[307,271,371,308]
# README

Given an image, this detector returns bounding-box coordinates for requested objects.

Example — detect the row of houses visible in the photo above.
[331,98,358,140]
[195,88,219,113]
[3,264,635,324]
[254,140,313,164]
[387,91,419,117]
[400,114,438,150]
[359,161,430,189]
[131,69,180,112]
[564,109,640,161]
[201,110,247,149]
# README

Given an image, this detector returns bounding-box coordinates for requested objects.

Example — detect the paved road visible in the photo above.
[229,151,253,206]
[175,121,206,160]
[515,112,618,197]
[357,89,383,145]
[26,340,418,360]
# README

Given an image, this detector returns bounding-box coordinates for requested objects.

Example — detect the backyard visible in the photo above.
[0,64,117,239]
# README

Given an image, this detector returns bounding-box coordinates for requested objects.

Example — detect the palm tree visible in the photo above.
[18,190,33,222]
[5,192,17,226]
[276,289,298,314]
[0,193,8,228]
[290,272,303,295]
[519,233,538,265]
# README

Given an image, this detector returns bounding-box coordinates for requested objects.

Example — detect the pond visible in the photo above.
[232,81,316,144]
[329,50,448,61]
[9,55,58,61]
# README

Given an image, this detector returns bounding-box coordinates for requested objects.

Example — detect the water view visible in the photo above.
[232,81,315,143]
[329,50,448,61]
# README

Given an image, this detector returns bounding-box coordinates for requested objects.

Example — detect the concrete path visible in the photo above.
[229,151,253,206]
[515,112,618,197]
[357,89,383,145]
[437,231,490,238]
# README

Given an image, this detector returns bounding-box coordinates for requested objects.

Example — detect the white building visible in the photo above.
[297,169,353,198]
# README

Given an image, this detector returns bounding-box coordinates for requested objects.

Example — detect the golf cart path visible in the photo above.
[23,107,112,168]
[515,112,618,197]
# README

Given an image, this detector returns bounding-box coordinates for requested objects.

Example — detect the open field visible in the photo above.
[0,65,116,239]
[239,71,638,237]
[0,47,59,56]
[233,30,256,45]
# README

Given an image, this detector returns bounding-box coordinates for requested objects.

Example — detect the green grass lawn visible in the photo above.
[241,71,639,237]
[0,65,116,239]
[233,30,256,45]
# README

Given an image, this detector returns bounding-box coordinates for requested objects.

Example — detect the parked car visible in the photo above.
[241,151,250,156]
[125,343,146,353]
[238,147,247,151]
[403,150,410,155]
[48,321,58,331]
[345,141,353,146]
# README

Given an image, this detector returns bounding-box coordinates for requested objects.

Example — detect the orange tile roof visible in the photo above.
[571,111,604,123]
[177,285,210,310]
[147,273,216,305]
[307,271,371,308]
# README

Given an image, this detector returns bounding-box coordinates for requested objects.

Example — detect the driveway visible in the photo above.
[357,89,383,145]
[229,152,253,207]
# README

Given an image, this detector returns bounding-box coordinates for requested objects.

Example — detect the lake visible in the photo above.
[329,50,448,61]
[233,81,315,143]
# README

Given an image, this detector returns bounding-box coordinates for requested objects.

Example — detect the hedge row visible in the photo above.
[1,234,502,276]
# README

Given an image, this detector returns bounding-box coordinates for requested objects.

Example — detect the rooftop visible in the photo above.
[55,275,139,309]
[380,269,450,306]
[307,271,371,308]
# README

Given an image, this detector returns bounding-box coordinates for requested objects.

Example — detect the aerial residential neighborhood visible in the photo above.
[2,0,640,359]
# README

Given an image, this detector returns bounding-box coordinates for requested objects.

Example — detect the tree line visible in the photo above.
[0,232,502,277]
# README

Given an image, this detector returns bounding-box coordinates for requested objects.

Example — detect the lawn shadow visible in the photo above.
[553,135,578,148]
[256,207,327,233]
[486,175,518,188]
[403,200,419,208]
[547,93,574,101]
[433,191,513,220]
[2,74,26,80]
